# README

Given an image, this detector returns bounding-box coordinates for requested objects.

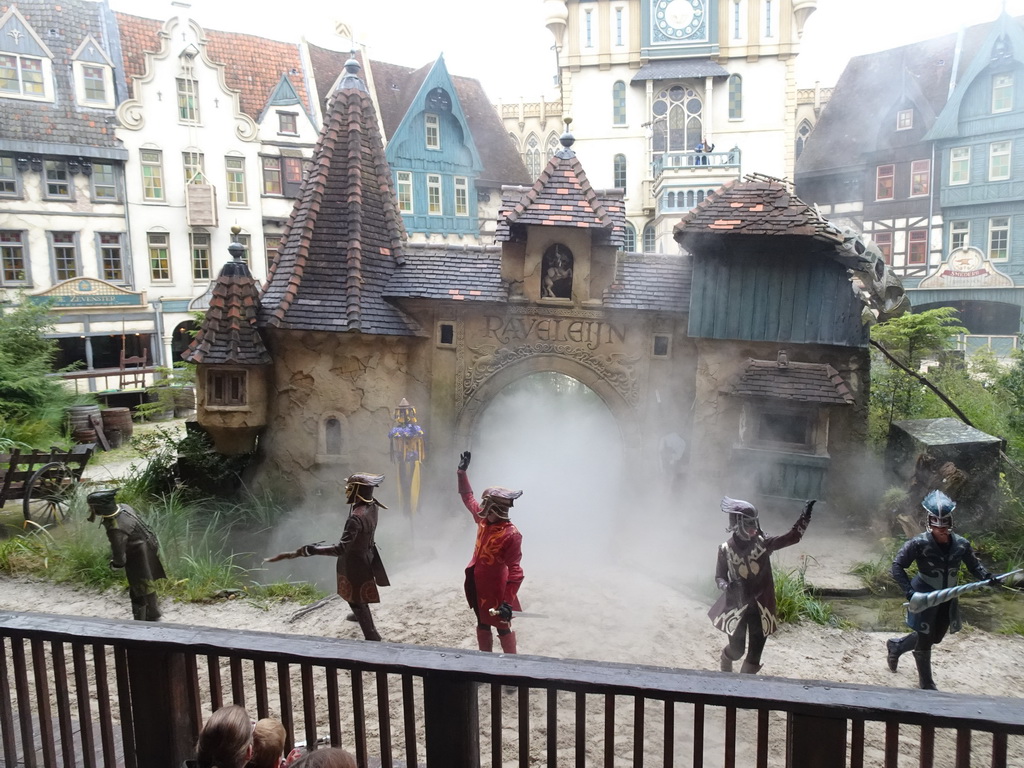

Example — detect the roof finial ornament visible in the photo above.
[336,54,368,93]
[228,225,244,262]
[556,116,575,158]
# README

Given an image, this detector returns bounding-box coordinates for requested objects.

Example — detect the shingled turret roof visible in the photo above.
[495,132,625,248]
[259,59,420,335]
[183,243,271,365]
[674,174,845,249]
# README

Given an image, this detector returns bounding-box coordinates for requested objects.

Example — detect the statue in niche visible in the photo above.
[541,244,573,299]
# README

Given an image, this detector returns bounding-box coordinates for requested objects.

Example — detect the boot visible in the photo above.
[497,630,517,654]
[144,593,162,621]
[476,626,493,652]
[720,650,733,673]
[886,639,901,672]
[131,596,147,621]
[350,604,381,642]
[740,660,762,675]
[913,647,937,690]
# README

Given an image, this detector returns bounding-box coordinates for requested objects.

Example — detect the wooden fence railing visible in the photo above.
[0,611,1021,768]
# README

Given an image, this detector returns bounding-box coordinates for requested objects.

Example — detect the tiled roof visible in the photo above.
[259,62,419,336]
[115,12,311,119]
[306,45,530,186]
[795,16,1021,176]
[384,244,506,302]
[602,254,691,311]
[674,174,844,245]
[722,358,854,405]
[631,59,730,82]
[0,0,125,156]
[495,140,626,248]
[182,259,271,365]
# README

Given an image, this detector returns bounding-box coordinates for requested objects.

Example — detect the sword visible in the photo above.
[905,568,1022,614]
[488,607,549,619]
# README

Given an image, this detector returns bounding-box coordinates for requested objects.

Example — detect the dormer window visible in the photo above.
[0,7,55,103]
[541,244,573,300]
[896,109,913,130]
[992,73,1013,114]
[425,113,440,150]
[71,35,114,109]
[278,111,298,135]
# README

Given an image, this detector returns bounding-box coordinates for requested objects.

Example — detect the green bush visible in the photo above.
[774,566,849,627]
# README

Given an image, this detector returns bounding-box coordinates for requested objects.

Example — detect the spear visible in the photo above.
[905,569,1022,614]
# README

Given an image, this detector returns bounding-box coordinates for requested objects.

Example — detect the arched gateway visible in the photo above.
[185,60,906,517]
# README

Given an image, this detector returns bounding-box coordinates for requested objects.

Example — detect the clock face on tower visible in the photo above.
[653,0,705,41]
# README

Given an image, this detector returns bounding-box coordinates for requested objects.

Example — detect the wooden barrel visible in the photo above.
[72,427,97,445]
[67,405,101,434]
[105,428,123,450]
[101,407,134,440]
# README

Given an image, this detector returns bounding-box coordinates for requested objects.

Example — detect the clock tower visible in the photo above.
[651,0,708,44]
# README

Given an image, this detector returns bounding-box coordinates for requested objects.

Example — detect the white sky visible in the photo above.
[109,0,1024,100]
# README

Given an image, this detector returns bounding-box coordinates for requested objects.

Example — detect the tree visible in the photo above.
[868,308,968,447]
[0,300,86,447]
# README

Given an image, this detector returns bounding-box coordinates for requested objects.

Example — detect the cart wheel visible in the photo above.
[23,462,76,525]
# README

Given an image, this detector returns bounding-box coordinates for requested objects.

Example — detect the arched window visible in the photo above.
[507,132,521,153]
[728,75,742,120]
[796,119,813,159]
[546,132,560,161]
[622,223,636,251]
[525,133,542,180]
[612,80,626,125]
[652,86,703,159]
[686,190,695,207]
[643,222,656,252]
[666,191,676,208]
[697,190,706,203]
[613,154,627,188]
[325,418,342,455]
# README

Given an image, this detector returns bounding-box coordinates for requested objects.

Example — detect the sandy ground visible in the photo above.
[1,521,1020,697]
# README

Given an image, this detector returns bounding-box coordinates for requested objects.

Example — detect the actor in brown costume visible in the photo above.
[708,497,814,674]
[267,473,390,641]
[87,489,166,621]
[457,451,525,654]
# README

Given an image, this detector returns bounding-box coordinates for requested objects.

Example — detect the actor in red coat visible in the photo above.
[457,451,524,654]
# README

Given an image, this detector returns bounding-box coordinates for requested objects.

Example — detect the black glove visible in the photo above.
[458,451,471,472]
[496,602,513,621]
[987,575,1002,588]
[802,499,816,518]
[906,590,916,600]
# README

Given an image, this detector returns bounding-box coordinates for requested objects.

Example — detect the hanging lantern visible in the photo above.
[389,398,425,517]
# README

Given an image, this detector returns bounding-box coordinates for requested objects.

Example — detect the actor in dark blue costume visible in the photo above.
[888,490,998,689]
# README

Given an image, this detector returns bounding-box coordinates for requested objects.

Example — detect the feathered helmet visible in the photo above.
[345,473,386,507]
[721,496,760,539]
[480,486,523,521]
[921,489,955,529]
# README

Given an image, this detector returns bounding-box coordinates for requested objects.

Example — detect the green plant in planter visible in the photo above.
[175,426,253,498]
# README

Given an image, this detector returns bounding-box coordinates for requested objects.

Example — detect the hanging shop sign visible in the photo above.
[28,278,147,308]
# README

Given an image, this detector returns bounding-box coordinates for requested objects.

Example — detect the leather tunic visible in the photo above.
[102,504,166,598]
[307,501,389,605]
[707,511,810,637]
[891,531,991,635]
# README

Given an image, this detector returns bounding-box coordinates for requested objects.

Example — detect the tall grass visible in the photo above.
[774,567,849,628]
[0,482,324,606]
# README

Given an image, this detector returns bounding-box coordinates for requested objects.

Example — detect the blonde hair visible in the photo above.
[196,704,252,768]
[247,718,286,768]
[290,748,357,768]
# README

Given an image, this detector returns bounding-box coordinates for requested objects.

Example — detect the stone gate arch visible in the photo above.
[454,353,642,460]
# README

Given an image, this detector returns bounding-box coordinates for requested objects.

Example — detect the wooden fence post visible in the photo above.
[787,712,847,767]
[125,646,200,768]
[423,673,479,768]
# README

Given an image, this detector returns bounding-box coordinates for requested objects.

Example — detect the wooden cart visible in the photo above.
[0,444,95,525]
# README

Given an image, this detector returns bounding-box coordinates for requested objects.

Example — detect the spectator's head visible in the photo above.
[289,748,357,768]
[247,718,286,768]
[196,704,253,768]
